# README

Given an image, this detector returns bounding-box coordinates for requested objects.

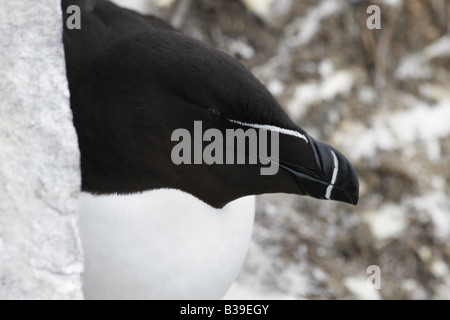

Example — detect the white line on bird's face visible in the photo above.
[226,118,309,143]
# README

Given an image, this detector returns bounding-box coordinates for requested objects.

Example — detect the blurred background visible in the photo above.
[111,0,450,299]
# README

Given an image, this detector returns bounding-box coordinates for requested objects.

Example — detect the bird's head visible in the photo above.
[69,30,359,208]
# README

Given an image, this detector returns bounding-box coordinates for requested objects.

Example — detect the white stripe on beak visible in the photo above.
[325,150,339,200]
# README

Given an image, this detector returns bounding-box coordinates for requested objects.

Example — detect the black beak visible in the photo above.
[279,136,359,205]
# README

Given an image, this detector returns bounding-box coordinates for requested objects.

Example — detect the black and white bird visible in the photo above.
[62,0,359,300]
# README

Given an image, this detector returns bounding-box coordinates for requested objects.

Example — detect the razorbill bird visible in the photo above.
[62,0,359,300]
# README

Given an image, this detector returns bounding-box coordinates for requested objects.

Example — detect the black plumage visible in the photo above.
[62,0,359,208]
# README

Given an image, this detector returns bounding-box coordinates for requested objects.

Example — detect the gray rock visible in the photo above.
[0,0,83,299]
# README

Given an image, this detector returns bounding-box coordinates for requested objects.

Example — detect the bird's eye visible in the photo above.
[208,107,223,122]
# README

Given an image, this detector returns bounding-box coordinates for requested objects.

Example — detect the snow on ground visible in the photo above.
[287,69,357,120]
[344,276,382,300]
[334,98,450,162]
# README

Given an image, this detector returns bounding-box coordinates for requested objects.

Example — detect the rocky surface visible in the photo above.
[0,0,83,299]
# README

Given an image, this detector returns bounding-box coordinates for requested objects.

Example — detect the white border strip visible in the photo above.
[325,150,339,200]
[227,119,309,143]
